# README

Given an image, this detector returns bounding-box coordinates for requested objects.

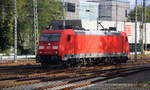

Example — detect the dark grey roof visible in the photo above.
[49,20,83,30]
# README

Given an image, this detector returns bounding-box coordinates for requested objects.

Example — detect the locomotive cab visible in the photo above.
[36,29,74,65]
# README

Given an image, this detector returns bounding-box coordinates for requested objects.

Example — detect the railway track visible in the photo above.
[1,63,150,89]
[0,60,37,66]
[35,65,150,90]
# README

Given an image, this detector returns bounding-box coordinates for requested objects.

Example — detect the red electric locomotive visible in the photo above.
[36,29,129,66]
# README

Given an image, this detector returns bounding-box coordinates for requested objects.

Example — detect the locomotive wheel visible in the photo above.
[78,58,88,67]
[93,58,99,65]
[83,58,87,66]
[110,58,116,65]
[86,58,93,66]
[67,59,77,68]
[77,61,82,68]
[67,61,73,68]
[103,58,109,65]
[62,61,69,68]
[122,57,128,63]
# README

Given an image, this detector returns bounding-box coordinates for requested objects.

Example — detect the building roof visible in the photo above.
[87,0,129,3]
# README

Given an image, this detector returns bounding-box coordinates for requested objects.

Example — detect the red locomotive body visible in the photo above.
[36,29,129,66]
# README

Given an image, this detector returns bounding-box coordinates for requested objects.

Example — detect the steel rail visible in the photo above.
[35,65,150,90]
[1,63,150,89]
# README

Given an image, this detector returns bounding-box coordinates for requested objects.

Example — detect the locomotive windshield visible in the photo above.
[40,33,61,42]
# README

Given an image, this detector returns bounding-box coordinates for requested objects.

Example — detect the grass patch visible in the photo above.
[145,81,150,85]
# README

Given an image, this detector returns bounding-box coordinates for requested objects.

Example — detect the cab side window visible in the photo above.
[126,37,128,41]
[67,35,71,42]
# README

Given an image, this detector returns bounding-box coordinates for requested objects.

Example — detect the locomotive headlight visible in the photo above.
[52,46,58,49]
[38,46,44,49]
[55,51,58,54]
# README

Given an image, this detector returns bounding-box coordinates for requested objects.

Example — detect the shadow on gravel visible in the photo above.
[0,64,68,81]
[0,65,68,75]
[0,63,66,70]
[106,70,150,84]
[0,64,41,70]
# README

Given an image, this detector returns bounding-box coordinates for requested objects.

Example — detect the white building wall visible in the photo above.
[63,0,80,20]
[146,24,150,44]
[80,1,99,20]
[81,20,150,44]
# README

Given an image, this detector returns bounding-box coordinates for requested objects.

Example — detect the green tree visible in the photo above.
[0,17,14,53]
[38,0,62,30]
[0,0,14,53]
[128,6,150,22]
[16,0,62,54]
[0,0,62,54]
[16,0,33,54]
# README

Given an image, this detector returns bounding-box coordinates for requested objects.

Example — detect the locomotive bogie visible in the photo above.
[36,55,62,65]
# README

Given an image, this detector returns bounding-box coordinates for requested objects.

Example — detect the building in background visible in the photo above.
[80,1,99,20]
[62,0,130,21]
[81,0,130,22]
[62,0,80,20]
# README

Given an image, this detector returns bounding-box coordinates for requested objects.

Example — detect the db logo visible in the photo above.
[48,43,51,45]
